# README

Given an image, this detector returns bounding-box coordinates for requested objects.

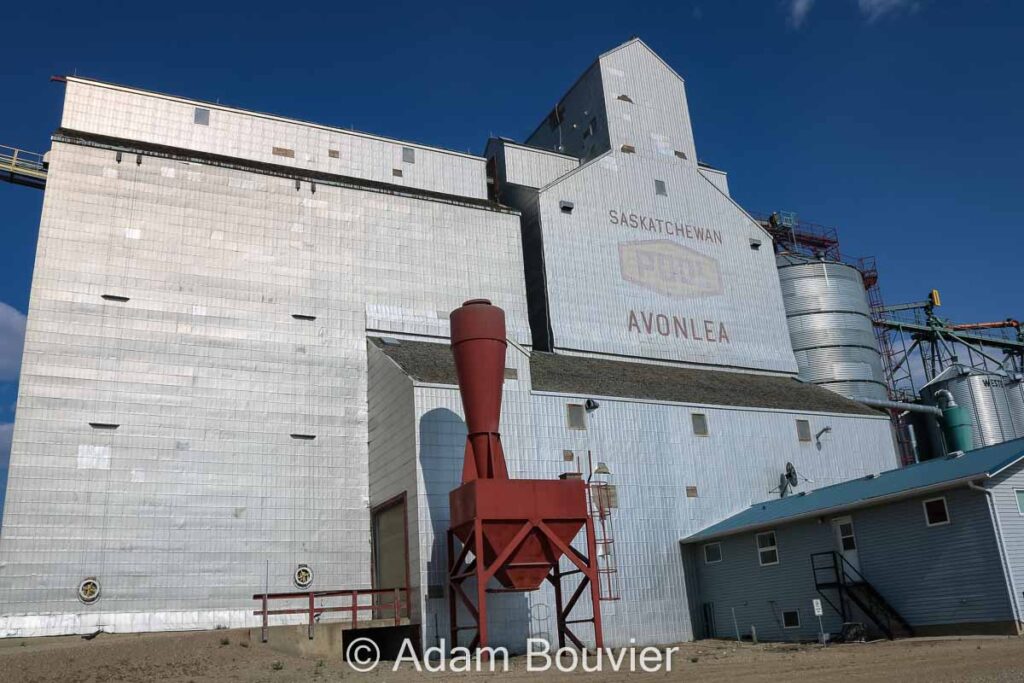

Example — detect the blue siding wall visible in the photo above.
[692,518,842,642]
[690,486,1013,641]
[990,466,1024,623]
[854,487,1013,627]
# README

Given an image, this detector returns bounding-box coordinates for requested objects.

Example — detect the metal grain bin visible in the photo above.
[1005,378,1024,439]
[922,367,1016,449]
[776,255,887,401]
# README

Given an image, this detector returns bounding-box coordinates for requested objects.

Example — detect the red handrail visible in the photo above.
[252,587,408,643]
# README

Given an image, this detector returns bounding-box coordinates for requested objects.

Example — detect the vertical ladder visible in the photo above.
[586,480,620,601]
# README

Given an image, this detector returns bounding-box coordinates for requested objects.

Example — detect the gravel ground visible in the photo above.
[1,629,1023,682]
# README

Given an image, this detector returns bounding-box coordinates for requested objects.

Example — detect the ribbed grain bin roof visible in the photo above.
[369,338,879,416]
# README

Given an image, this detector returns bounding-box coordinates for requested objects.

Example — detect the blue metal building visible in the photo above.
[683,438,1024,640]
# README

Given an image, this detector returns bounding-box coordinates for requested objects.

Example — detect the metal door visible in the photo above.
[832,516,860,575]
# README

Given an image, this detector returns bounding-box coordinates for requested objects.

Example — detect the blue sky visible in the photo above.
[0,0,1021,505]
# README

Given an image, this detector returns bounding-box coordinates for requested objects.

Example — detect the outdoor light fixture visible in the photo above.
[584,398,600,412]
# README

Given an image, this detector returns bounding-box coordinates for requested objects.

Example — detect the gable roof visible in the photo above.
[684,437,1024,543]
[368,337,880,416]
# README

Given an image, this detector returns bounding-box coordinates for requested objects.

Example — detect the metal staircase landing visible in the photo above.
[1,145,47,189]
[811,550,913,640]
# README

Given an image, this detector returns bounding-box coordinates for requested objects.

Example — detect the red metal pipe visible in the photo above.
[450,299,509,482]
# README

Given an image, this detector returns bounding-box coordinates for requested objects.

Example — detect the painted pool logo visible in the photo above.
[618,239,723,298]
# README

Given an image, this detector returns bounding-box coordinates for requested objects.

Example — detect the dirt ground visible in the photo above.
[2,629,1024,682]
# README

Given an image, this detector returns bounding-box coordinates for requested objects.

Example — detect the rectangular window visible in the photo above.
[796,419,812,442]
[1016,490,1024,515]
[756,531,779,566]
[923,497,950,526]
[567,404,586,430]
[691,413,709,436]
[686,485,699,498]
[328,149,340,159]
[193,107,210,125]
[272,146,295,158]
[782,610,800,628]
[654,179,667,196]
[703,543,722,564]
[402,147,415,163]
[392,168,403,177]
[620,144,636,154]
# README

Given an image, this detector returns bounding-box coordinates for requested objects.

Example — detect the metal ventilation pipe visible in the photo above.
[933,389,973,453]
[857,397,942,417]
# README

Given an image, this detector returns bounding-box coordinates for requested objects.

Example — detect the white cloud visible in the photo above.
[0,302,26,382]
[858,0,916,22]
[788,0,816,28]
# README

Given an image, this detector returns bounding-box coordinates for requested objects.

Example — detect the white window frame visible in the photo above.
[782,610,801,629]
[703,542,722,565]
[1015,489,1024,515]
[756,531,779,566]
[923,496,951,527]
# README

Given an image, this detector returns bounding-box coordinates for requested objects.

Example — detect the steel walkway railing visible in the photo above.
[0,144,47,189]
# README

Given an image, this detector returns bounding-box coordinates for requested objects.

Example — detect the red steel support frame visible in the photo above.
[447,515,604,652]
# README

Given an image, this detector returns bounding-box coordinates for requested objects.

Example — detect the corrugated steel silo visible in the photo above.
[1004,378,1024,439]
[776,254,887,400]
[921,367,1017,450]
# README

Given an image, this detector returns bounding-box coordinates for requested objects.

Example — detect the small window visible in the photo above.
[616,94,634,103]
[685,485,699,498]
[559,201,574,214]
[782,610,800,628]
[272,147,295,158]
[756,531,779,566]
[703,543,722,564]
[674,150,688,160]
[796,419,812,442]
[923,497,950,526]
[193,108,210,126]
[402,147,415,163]
[691,413,709,436]
[503,368,518,380]
[620,144,636,154]
[290,433,316,440]
[291,314,317,321]
[1015,490,1024,515]
[567,404,586,430]
[328,149,340,159]
[654,179,667,196]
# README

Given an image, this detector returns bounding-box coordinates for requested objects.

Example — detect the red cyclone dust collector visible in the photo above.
[446,299,604,651]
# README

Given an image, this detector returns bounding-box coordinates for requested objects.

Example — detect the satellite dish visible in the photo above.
[785,462,799,488]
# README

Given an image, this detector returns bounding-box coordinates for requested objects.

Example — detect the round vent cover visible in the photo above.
[294,564,313,589]
[78,577,101,604]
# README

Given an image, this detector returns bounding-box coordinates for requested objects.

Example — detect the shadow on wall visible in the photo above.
[419,408,529,652]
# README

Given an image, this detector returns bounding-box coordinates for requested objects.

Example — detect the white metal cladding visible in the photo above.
[989,465,1024,622]
[777,258,887,400]
[499,142,579,189]
[61,79,489,200]
[698,167,729,196]
[535,152,797,373]
[597,40,698,167]
[922,370,1020,449]
[407,357,897,648]
[0,135,529,636]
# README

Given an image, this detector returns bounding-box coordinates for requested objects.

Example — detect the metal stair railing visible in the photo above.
[810,550,913,640]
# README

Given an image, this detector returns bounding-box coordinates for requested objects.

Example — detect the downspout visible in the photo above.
[968,480,1023,631]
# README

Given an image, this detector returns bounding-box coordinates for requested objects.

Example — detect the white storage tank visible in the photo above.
[921,366,1018,450]
[776,254,887,401]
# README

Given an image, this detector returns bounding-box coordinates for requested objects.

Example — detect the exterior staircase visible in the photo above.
[811,551,913,640]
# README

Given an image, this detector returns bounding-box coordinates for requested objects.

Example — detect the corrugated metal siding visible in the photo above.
[502,144,578,189]
[698,167,729,196]
[0,134,529,636]
[62,79,489,200]
[598,41,697,166]
[989,465,1024,619]
[367,342,420,623]
[526,63,609,162]
[536,153,797,373]
[853,487,1013,626]
[922,371,1018,449]
[409,375,896,648]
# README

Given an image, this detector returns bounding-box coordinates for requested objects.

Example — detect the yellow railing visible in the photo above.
[0,144,47,185]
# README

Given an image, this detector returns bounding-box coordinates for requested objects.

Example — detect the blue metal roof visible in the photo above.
[684,437,1024,543]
